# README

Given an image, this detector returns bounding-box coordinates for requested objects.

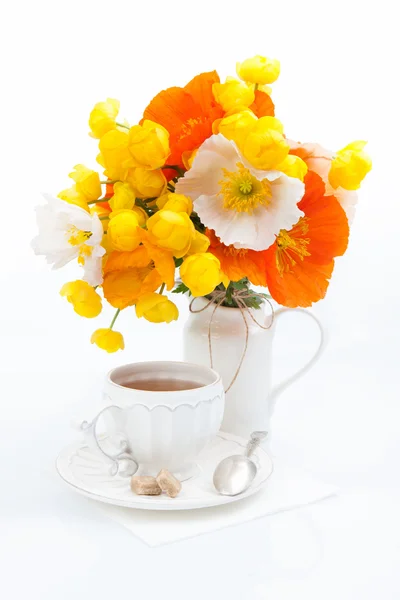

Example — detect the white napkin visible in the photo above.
[95,459,338,546]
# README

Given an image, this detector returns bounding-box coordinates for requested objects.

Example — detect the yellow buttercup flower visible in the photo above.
[69,165,101,202]
[125,167,167,199]
[236,55,280,85]
[242,116,289,170]
[156,192,193,215]
[108,211,141,252]
[147,210,195,258]
[215,109,257,148]
[58,186,89,211]
[328,141,372,190]
[186,230,210,255]
[135,293,179,323]
[91,328,125,353]
[276,154,308,181]
[60,280,102,318]
[89,98,120,139]
[180,253,223,297]
[212,78,255,113]
[109,182,135,212]
[127,120,170,170]
[98,129,130,181]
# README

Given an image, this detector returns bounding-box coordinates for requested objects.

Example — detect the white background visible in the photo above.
[1,0,400,598]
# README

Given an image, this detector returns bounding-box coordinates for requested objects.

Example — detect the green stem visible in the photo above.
[109,308,120,330]
[159,283,166,295]
[116,122,129,130]
[100,180,119,185]
[87,198,109,205]
[164,165,185,177]
[254,83,259,91]
[99,216,109,221]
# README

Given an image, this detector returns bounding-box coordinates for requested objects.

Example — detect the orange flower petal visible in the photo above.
[265,252,334,307]
[249,90,275,118]
[264,171,349,307]
[103,267,151,309]
[298,172,349,263]
[143,72,224,169]
[206,229,268,287]
[104,245,150,274]
[140,230,175,290]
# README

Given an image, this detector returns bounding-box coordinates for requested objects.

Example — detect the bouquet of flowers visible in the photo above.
[32,55,371,353]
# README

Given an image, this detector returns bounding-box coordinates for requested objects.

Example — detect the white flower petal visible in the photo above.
[83,255,104,286]
[176,134,238,199]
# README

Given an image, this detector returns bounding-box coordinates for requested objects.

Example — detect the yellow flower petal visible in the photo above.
[212,78,255,113]
[89,98,120,139]
[135,293,179,323]
[60,280,102,318]
[91,328,125,352]
[180,253,222,297]
[236,55,280,85]
[328,141,372,190]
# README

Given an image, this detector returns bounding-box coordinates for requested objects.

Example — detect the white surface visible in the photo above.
[95,458,336,546]
[56,431,274,511]
[1,0,400,598]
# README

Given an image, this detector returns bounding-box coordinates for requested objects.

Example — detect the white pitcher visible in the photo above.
[183,297,326,439]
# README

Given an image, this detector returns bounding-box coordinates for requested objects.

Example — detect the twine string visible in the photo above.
[189,289,275,392]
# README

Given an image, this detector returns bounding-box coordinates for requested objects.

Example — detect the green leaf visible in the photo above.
[174,257,184,268]
[172,282,190,295]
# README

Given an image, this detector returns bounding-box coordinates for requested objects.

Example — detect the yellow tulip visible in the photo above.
[125,167,167,199]
[91,328,125,353]
[276,154,308,181]
[98,129,130,181]
[180,253,222,297]
[89,98,120,139]
[242,116,289,170]
[109,182,135,212]
[60,280,102,318]
[156,192,193,215]
[108,211,141,252]
[215,109,257,148]
[127,120,170,170]
[58,186,89,211]
[135,293,179,323]
[186,231,210,255]
[212,78,255,113]
[147,210,195,258]
[69,165,101,202]
[236,55,280,85]
[328,141,372,190]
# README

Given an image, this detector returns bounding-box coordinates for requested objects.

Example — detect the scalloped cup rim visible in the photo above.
[106,360,222,397]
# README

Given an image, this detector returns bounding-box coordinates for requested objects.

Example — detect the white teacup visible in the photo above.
[84,361,224,480]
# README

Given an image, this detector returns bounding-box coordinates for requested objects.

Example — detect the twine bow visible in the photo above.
[189,289,275,392]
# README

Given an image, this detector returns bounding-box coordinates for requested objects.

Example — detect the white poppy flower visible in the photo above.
[32,194,106,285]
[175,134,305,251]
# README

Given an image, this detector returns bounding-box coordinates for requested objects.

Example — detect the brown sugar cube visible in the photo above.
[130,476,162,496]
[156,469,182,498]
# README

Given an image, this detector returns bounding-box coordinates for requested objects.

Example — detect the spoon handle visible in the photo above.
[245,431,268,458]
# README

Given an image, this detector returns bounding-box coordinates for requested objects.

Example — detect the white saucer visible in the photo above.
[56,431,274,510]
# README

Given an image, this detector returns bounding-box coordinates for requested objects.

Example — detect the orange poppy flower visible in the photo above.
[142,71,225,172]
[249,89,275,118]
[264,171,349,307]
[206,229,268,287]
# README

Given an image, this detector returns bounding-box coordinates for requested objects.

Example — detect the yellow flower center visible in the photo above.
[68,227,92,246]
[275,219,310,276]
[219,163,272,213]
[67,227,94,265]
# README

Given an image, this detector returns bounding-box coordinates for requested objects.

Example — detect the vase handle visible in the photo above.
[269,308,327,415]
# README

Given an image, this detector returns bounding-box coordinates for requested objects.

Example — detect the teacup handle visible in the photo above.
[270,308,327,415]
[80,406,138,477]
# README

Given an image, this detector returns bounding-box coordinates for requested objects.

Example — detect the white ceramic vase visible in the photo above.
[183,298,326,440]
